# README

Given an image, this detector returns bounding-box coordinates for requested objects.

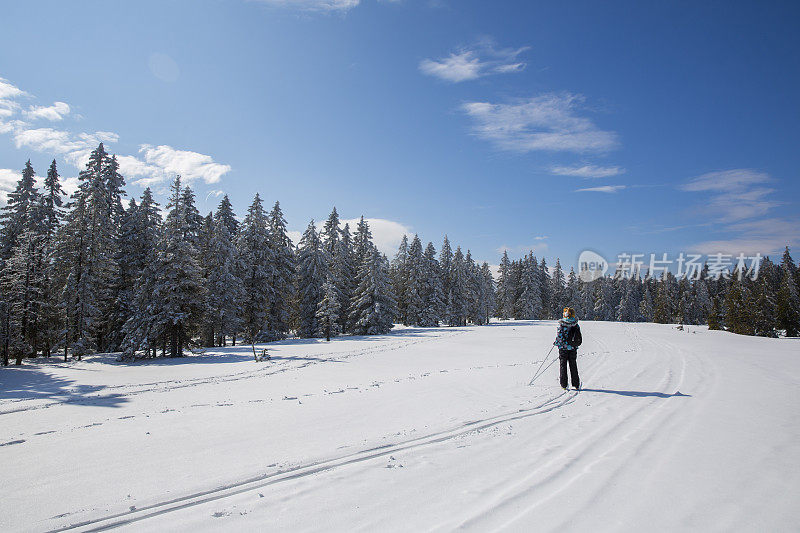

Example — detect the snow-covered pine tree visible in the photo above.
[475,262,495,325]
[296,220,327,338]
[204,203,244,346]
[391,235,410,324]
[0,161,43,365]
[439,236,453,325]
[349,245,397,335]
[517,252,542,320]
[550,258,565,317]
[496,251,512,320]
[464,250,480,324]
[564,268,579,315]
[420,242,444,327]
[316,275,341,341]
[448,246,469,326]
[776,247,800,336]
[54,144,119,358]
[119,191,163,360]
[215,194,239,237]
[0,160,38,263]
[36,159,66,356]
[538,257,552,319]
[336,222,357,331]
[266,201,295,340]
[237,194,274,344]
[180,186,203,247]
[404,235,425,326]
[106,201,141,352]
[149,177,205,357]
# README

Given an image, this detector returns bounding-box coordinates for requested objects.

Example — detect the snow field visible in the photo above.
[1,321,798,532]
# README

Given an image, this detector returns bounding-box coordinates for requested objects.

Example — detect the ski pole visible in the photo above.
[528,345,555,386]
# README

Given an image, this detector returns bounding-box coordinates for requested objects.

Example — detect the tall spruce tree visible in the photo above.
[237,194,273,344]
[265,201,295,340]
[296,220,327,338]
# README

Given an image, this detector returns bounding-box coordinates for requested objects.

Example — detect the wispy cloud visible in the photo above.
[24,101,70,121]
[576,185,626,193]
[0,74,231,191]
[462,93,618,153]
[681,169,778,223]
[251,0,360,12]
[550,164,624,178]
[690,217,799,256]
[420,39,528,83]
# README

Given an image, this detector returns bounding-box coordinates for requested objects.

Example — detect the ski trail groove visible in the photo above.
[50,388,578,532]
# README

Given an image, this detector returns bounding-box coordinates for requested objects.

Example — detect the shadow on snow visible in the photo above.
[580,388,691,399]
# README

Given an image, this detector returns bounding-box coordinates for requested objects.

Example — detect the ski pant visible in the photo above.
[559,349,580,389]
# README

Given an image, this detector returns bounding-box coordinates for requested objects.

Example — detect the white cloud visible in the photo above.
[681,169,778,223]
[462,93,618,153]
[0,75,231,189]
[0,168,20,204]
[690,218,799,256]
[420,40,528,83]
[13,127,118,156]
[25,101,70,121]
[0,78,27,100]
[576,185,626,193]
[550,164,624,178]
[252,0,360,12]
[342,217,411,257]
[420,52,482,83]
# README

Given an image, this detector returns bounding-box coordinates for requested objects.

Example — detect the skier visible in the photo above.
[554,307,582,390]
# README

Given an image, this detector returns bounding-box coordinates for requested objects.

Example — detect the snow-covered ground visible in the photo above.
[1,321,798,532]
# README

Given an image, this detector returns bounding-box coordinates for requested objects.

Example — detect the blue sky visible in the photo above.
[1,0,798,270]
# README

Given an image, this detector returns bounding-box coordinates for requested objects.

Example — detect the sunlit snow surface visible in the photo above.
[1,321,798,531]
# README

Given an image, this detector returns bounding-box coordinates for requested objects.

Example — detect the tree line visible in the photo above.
[2,143,799,366]
[494,248,800,337]
[0,144,493,365]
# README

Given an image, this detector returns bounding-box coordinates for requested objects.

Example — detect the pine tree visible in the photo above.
[420,242,444,327]
[496,251,513,319]
[439,236,454,325]
[237,194,273,344]
[538,257,552,319]
[296,220,327,338]
[54,144,119,357]
[476,262,495,325]
[776,247,800,336]
[205,207,244,346]
[265,201,295,340]
[316,275,341,341]
[0,160,38,262]
[350,246,397,335]
[336,222,357,330]
[517,253,542,320]
[404,235,425,326]
[391,235,410,324]
[215,194,239,237]
[448,246,469,326]
[149,177,205,357]
[550,258,565,317]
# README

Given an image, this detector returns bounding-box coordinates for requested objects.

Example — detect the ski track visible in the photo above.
[4,321,796,532]
[51,390,579,532]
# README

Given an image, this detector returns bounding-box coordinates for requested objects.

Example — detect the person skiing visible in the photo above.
[554,307,582,390]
